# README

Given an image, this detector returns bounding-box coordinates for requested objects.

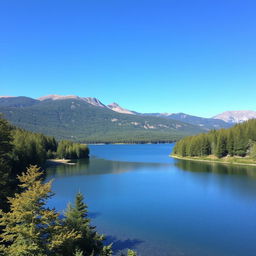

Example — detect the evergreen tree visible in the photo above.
[0,116,13,210]
[0,165,80,256]
[215,133,227,158]
[64,192,104,256]
[100,244,113,256]
[227,131,234,156]
[173,119,256,159]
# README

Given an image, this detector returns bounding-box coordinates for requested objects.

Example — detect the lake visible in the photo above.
[46,144,256,256]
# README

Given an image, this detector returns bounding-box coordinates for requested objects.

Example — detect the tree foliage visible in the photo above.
[0,166,80,256]
[57,140,89,159]
[0,116,89,211]
[0,117,13,209]
[64,192,104,255]
[0,166,137,256]
[173,119,256,158]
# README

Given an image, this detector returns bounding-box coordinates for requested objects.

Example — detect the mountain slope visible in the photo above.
[165,113,231,130]
[0,96,38,107]
[142,112,231,130]
[0,96,203,143]
[107,102,137,115]
[213,110,256,124]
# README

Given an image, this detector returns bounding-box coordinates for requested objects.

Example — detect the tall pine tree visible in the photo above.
[0,165,80,256]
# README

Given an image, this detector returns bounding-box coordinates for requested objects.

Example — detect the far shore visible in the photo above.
[171,154,256,167]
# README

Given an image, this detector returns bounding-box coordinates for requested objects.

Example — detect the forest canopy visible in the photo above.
[173,119,256,158]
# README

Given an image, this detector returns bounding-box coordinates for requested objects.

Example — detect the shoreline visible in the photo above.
[46,159,76,166]
[171,154,256,167]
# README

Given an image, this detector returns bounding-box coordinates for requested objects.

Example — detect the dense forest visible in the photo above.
[0,116,89,209]
[173,119,256,158]
[0,117,136,255]
[0,97,203,143]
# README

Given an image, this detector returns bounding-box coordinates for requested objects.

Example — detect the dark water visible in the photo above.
[46,144,256,256]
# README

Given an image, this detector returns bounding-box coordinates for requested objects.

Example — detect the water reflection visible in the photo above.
[45,144,256,256]
[175,159,256,178]
[174,159,256,200]
[46,157,169,179]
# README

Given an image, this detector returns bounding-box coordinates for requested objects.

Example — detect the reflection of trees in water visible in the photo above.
[175,159,256,178]
[175,159,256,199]
[46,158,167,178]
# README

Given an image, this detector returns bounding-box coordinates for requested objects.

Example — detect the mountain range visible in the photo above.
[0,95,255,143]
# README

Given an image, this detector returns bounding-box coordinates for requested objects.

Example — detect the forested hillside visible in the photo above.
[173,119,256,158]
[0,116,89,210]
[0,97,203,143]
[0,117,136,256]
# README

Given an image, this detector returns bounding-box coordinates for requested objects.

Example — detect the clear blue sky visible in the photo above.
[1,0,256,117]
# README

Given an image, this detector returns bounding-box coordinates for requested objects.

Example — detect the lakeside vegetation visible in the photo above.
[172,119,256,164]
[0,116,89,209]
[0,166,136,256]
[0,116,137,255]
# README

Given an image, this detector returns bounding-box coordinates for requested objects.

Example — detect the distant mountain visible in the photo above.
[0,95,203,143]
[142,112,231,130]
[107,102,137,115]
[0,96,38,108]
[38,95,107,108]
[213,111,256,124]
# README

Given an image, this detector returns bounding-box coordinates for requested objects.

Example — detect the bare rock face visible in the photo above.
[83,97,106,108]
[213,110,256,123]
[107,102,136,115]
[38,95,107,108]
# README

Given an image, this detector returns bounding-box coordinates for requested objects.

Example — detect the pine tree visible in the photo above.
[64,192,104,256]
[0,116,13,210]
[100,244,113,256]
[0,165,80,256]
[227,131,234,156]
[215,133,227,158]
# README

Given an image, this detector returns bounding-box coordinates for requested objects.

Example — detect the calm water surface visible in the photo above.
[46,144,256,256]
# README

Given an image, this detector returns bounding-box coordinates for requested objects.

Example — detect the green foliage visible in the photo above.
[73,248,84,256]
[57,140,89,159]
[127,249,137,256]
[0,164,138,256]
[0,116,89,211]
[0,116,13,209]
[173,119,256,158]
[0,166,80,256]
[0,98,203,143]
[100,244,113,256]
[249,141,256,159]
[64,192,104,256]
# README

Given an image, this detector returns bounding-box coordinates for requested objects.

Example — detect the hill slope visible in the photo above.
[0,96,203,143]
[143,112,231,130]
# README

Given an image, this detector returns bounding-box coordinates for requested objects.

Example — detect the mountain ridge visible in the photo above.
[1,95,255,139]
[0,95,203,143]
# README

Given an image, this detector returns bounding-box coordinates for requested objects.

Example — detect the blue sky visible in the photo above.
[1,0,256,117]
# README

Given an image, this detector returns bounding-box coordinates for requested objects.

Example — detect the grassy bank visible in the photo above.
[171,154,256,167]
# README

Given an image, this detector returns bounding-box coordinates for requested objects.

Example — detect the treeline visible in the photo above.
[57,140,89,159]
[173,119,256,158]
[0,116,89,210]
[0,117,137,255]
[2,116,89,173]
[11,128,57,172]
